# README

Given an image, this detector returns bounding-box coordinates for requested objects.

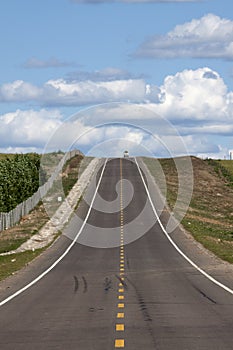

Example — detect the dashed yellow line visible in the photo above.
[115,339,125,348]
[118,303,125,308]
[116,324,125,331]
[115,158,126,348]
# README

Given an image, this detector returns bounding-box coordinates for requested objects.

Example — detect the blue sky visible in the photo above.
[1,0,233,158]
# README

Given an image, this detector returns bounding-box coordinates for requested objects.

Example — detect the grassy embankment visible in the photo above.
[0,153,93,281]
[143,156,233,264]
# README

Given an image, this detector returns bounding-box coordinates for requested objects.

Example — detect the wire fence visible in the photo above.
[0,150,82,231]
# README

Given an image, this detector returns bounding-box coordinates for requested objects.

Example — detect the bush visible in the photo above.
[0,153,42,212]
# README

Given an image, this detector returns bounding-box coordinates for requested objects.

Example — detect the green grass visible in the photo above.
[0,238,30,254]
[182,218,233,242]
[0,249,44,281]
[206,159,233,188]
[181,213,233,265]
[143,156,233,264]
[217,160,233,174]
[0,230,62,282]
[0,154,89,282]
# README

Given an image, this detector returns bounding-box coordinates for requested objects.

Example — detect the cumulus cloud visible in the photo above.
[23,57,76,69]
[0,109,62,148]
[0,78,162,106]
[0,67,232,128]
[0,81,41,102]
[150,67,232,125]
[135,14,233,60]
[1,66,233,158]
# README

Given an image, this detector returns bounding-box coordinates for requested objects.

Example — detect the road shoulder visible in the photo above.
[139,157,233,291]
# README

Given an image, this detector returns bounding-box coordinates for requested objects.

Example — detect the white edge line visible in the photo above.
[134,157,233,296]
[0,158,108,307]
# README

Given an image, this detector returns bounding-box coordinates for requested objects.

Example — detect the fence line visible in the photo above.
[0,150,82,231]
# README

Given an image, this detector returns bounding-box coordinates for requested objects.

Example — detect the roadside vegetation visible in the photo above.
[0,153,45,212]
[0,152,87,282]
[143,156,233,264]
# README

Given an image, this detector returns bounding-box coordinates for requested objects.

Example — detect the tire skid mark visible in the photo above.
[126,277,158,349]
[73,275,79,293]
[104,277,112,292]
[191,283,217,305]
[82,276,88,293]
[115,274,128,290]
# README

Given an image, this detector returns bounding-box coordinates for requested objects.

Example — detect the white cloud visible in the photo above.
[149,67,232,124]
[136,14,233,59]
[45,78,146,104]
[182,135,220,154]
[0,67,233,158]
[23,57,76,69]
[0,109,62,149]
[0,78,162,106]
[0,80,42,102]
[1,67,233,131]
[0,146,43,154]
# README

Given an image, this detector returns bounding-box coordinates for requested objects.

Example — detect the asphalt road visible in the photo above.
[0,157,233,349]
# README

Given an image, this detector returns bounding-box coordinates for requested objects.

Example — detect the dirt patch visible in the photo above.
[190,157,233,221]
[185,213,231,228]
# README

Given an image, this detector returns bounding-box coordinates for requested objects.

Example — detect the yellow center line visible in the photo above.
[116,324,125,331]
[115,158,126,348]
[115,339,125,348]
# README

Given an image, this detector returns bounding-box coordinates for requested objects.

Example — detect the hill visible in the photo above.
[143,156,233,264]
